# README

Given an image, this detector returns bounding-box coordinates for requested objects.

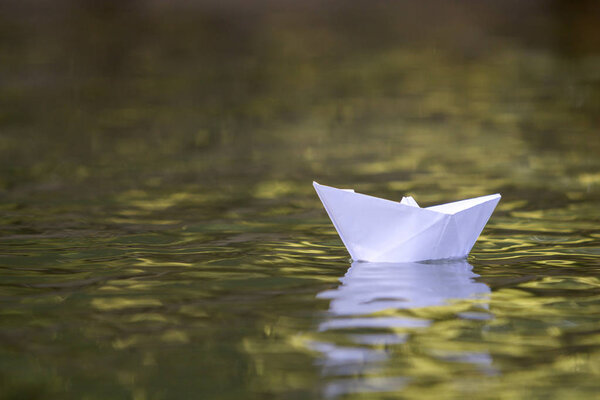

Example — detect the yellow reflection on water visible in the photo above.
[91,297,162,311]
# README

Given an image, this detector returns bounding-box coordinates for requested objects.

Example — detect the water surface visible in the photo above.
[1,1,599,399]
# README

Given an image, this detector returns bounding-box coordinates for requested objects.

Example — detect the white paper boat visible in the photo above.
[313,182,500,262]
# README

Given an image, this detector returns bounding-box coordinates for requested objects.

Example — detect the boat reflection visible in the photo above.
[310,259,493,397]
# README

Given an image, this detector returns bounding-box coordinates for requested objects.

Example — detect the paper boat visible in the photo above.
[313,182,500,262]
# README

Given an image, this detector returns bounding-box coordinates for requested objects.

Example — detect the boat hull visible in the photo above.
[313,182,500,262]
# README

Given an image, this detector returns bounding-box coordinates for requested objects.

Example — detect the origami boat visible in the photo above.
[313,182,500,262]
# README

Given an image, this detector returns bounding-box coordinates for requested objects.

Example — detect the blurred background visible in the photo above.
[1,0,599,197]
[1,1,599,399]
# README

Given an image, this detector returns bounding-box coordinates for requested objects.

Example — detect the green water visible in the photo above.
[1,1,600,399]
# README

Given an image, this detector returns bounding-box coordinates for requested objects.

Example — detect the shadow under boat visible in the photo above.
[308,259,494,398]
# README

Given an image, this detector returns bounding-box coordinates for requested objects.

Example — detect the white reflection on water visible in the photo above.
[311,259,493,397]
[318,259,490,317]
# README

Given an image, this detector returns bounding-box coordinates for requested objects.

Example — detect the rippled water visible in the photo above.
[1,1,600,399]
